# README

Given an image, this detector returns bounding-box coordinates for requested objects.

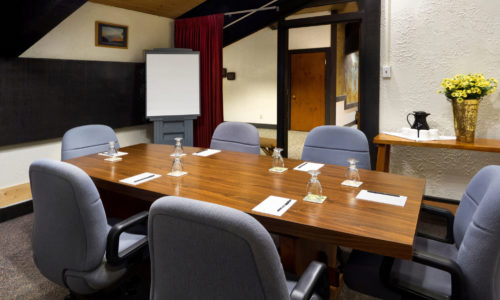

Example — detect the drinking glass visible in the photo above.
[108,141,118,157]
[173,137,184,156]
[272,148,285,169]
[171,154,184,176]
[306,170,322,198]
[345,158,360,182]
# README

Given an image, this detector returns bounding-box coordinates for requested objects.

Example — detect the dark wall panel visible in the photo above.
[0,58,146,146]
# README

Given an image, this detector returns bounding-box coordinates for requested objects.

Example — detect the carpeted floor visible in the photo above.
[0,213,67,300]
[1,213,386,300]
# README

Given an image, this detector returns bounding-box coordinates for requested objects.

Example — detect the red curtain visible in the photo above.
[175,14,224,148]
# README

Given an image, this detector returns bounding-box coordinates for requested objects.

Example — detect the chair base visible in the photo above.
[67,259,150,300]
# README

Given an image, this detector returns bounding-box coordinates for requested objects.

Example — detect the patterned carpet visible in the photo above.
[0,213,383,300]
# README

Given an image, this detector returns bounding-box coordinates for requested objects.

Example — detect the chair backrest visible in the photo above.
[455,165,500,300]
[148,196,290,300]
[61,124,119,160]
[210,122,260,154]
[29,159,108,287]
[301,125,371,169]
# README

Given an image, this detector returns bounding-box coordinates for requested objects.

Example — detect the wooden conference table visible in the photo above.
[67,143,425,260]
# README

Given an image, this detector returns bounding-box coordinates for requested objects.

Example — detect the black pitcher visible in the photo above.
[407,111,430,131]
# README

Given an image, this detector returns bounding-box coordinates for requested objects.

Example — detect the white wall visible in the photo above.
[21,2,174,62]
[336,102,357,126]
[223,9,357,127]
[380,0,500,199]
[0,125,152,189]
[223,27,277,124]
[1,2,174,189]
[287,11,331,51]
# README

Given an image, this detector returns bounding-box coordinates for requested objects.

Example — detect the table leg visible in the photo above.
[279,237,341,300]
[376,144,391,172]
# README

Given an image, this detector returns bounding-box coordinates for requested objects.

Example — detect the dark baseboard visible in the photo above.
[344,120,357,127]
[250,123,277,129]
[0,199,33,223]
[336,95,347,102]
[422,195,460,205]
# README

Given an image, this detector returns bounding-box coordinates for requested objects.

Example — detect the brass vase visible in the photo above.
[451,99,479,143]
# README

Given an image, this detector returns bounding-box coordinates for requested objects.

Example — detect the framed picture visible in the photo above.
[343,51,359,110]
[95,21,128,49]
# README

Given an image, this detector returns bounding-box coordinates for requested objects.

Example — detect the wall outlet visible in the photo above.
[382,65,391,78]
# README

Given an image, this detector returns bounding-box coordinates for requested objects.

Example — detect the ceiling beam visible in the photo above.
[282,11,363,28]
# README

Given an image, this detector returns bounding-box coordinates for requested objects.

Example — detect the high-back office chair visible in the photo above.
[61,124,119,160]
[210,122,261,154]
[148,196,330,300]
[343,165,500,300]
[301,125,371,169]
[29,159,148,296]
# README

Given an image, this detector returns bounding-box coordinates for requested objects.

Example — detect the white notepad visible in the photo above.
[119,172,161,185]
[192,149,221,157]
[98,151,128,157]
[355,190,407,207]
[252,196,296,217]
[293,162,324,172]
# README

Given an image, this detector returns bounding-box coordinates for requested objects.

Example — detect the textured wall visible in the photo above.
[380,0,500,199]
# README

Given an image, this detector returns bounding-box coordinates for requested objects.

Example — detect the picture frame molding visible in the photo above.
[95,21,128,49]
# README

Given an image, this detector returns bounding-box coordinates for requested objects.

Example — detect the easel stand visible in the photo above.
[150,115,198,146]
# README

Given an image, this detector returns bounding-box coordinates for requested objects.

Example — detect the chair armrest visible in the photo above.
[290,261,329,300]
[106,211,149,266]
[412,249,466,300]
[418,204,455,243]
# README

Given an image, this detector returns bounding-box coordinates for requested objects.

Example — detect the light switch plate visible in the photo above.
[382,65,391,78]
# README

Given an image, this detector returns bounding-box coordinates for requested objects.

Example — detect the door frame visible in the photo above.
[277,0,380,169]
[288,48,334,130]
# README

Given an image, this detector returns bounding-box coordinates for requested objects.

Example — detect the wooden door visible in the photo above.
[290,52,326,131]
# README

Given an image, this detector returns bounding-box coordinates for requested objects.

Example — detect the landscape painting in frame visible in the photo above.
[95,21,128,49]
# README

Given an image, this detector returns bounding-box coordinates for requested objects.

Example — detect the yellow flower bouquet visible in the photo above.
[438,73,497,142]
[438,73,497,102]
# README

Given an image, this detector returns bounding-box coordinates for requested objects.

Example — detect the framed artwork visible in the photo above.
[95,21,128,49]
[344,51,359,110]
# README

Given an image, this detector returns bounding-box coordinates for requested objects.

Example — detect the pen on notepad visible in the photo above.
[195,149,208,154]
[277,199,292,212]
[134,174,155,183]
[367,190,400,198]
[296,162,307,169]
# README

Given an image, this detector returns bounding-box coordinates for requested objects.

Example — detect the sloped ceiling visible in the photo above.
[88,0,206,19]
[1,0,343,57]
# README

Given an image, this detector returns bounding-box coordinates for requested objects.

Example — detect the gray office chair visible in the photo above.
[148,196,330,300]
[343,165,500,300]
[61,124,119,160]
[301,125,371,169]
[29,159,148,296]
[210,121,261,154]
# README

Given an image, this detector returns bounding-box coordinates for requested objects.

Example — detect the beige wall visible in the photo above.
[1,2,174,189]
[223,27,278,124]
[223,12,355,126]
[380,0,500,199]
[21,2,174,62]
